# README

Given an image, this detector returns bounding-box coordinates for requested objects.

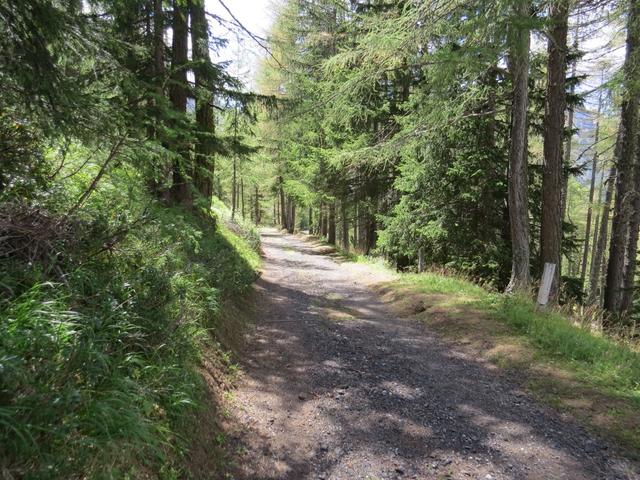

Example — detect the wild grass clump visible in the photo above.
[495,295,640,398]
[0,167,260,478]
[393,269,640,402]
[211,197,261,254]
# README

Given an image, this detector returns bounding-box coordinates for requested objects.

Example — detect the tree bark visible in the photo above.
[273,199,277,226]
[589,167,616,304]
[561,23,579,223]
[153,0,164,85]
[321,202,328,237]
[254,185,260,225]
[287,201,296,234]
[231,157,237,220]
[505,0,532,293]
[540,0,569,301]
[604,1,640,314]
[353,199,358,249]
[580,90,604,288]
[341,198,349,250]
[621,137,640,311]
[190,0,214,207]
[168,1,191,205]
[328,201,336,245]
[279,176,287,231]
[240,176,245,219]
[418,247,426,273]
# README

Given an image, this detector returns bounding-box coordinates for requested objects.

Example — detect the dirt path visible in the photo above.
[224,229,638,480]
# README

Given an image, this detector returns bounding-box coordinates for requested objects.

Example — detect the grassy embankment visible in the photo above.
[0,164,260,479]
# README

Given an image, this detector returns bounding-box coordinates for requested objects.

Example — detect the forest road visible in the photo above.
[224,228,638,480]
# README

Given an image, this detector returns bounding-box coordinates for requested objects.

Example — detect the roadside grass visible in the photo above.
[375,271,640,456]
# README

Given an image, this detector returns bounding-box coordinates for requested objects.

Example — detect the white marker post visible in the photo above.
[537,262,556,307]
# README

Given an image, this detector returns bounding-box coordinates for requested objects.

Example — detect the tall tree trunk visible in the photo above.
[153,0,164,84]
[240,177,245,219]
[505,0,532,293]
[328,201,336,245]
[540,0,569,301]
[254,185,260,225]
[190,0,214,207]
[589,167,617,304]
[149,0,170,200]
[231,157,237,220]
[308,206,313,233]
[580,90,604,288]
[273,199,277,226]
[353,198,358,249]
[366,214,376,254]
[279,176,287,231]
[168,1,191,205]
[590,209,601,291]
[341,198,349,250]
[561,23,579,222]
[604,1,640,314]
[287,201,296,234]
[321,202,328,238]
[621,139,640,311]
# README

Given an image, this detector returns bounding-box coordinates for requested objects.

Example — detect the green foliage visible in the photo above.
[0,163,260,478]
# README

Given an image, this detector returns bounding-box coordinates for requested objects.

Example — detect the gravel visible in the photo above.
[224,229,639,480]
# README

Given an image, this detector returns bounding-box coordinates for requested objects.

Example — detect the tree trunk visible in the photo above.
[153,0,164,85]
[273,199,277,226]
[240,177,245,219]
[168,1,191,205]
[321,202,328,237]
[328,201,336,245]
[540,0,569,301]
[589,167,616,304]
[148,0,171,200]
[621,140,640,311]
[254,185,260,225]
[604,1,640,314]
[580,90,604,288]
[590,208,601,290]
[278,176,287,231]
[190,0,214,207]
[358,205,367,252]
[418,247,426,273]
[366,214,376,254]
[231,157,237,220]
[505,0,532,293]
[287,201,296,234]
[561,23,579,222]
[341,198,349,250]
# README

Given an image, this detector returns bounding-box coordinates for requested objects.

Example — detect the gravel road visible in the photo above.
[224,229,638,480]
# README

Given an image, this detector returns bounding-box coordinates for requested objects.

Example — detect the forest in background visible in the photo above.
[242,0,640,326]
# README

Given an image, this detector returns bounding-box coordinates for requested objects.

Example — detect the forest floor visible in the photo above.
[221,228,639,480]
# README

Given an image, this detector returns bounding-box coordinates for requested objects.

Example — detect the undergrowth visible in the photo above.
[0,165,260,478]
